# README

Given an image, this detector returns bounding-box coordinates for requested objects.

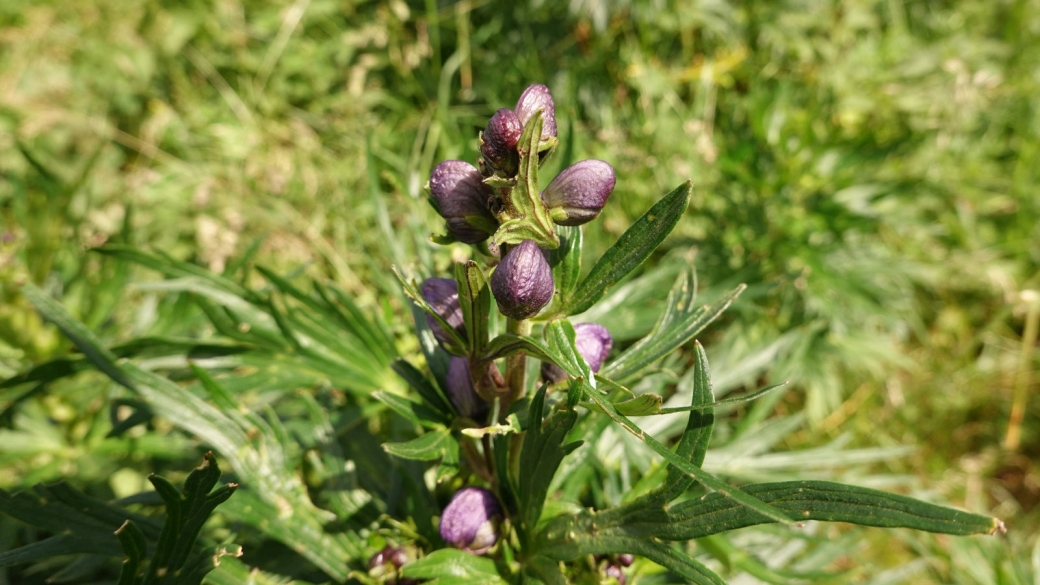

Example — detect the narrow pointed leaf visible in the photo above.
[455,261,491,354]
[580,384,793,526]
[548,225,582,305]
[626,481,1004,539]
[565,181,691,315]
[383,428,455,461]
[602,276,745,381]
[517,386,579,546]
[400,549,507,583]
[653,341,714,502]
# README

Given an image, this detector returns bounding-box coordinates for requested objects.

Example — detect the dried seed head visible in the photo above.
[480,108,523,176]
[515,84,557,141]
[541,159,616,226]
[439,487,502,555]
[490,240,554,320]
[428,160,498,243]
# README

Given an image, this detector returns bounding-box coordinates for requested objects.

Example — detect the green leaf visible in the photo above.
[400,549,508,583]
[115,520,148,585]
[383,428,455,461]
[623,481,1004,539]
[580,382,794,526]
[145,452,237,584]
[517,386,580,547]
[373,390,450,428]
[22,284,355,580]
[602,268,745,380]
[652,340,715,503]
[481,333,555,364]
[565,181,692,315]
[454,260,491,355]
[394,266,468,354]
[94,245,253,300]
[533,522,725,585]
[392,358,454,417]
[657,382,788,413]
[543,320,594,392]
[611,394,663,416]
[548,225,582,306]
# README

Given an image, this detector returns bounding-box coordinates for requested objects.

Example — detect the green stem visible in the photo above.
[506,318,532,408]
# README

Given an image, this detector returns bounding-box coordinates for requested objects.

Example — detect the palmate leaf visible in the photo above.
[22,284,358,581]
[564,180,692,316]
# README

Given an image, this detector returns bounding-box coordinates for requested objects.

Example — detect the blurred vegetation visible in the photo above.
[1,0,1038,582]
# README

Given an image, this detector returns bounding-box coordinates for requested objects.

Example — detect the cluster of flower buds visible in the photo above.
[439,487,502,554]
[479,84,557,177]
[426,84,617,243]
[595,553,634,585]
[367,544,418,584]
[541,322,613,384]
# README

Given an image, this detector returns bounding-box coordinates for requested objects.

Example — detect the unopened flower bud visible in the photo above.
[617,553,634,567]
[515,84,557,141]
[421,278,464,349]
[440,487,501,554]
[541,160,616,226]
[481,108,522,176]
[428,161,498,243]
[603,563,627,585]
[491,240,554,320]
[446,357,489,420]
[541,322,613,383]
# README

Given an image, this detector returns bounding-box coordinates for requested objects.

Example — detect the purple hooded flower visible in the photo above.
[541,322,613,383]
[421,278,464,349]
[446,357,489,420]
[514,84,557,141]
[440,487,502,554]
[428,160,498,243]
[481,108,523,176]
[541,159,616,226]
[491,240,554,320]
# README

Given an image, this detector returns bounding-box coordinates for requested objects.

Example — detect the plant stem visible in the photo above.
[506,318,532,407]
[1005,289,1039,451]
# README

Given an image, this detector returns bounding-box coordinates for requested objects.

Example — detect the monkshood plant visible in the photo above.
[1,84,1007,584]
[384,84,1006,584]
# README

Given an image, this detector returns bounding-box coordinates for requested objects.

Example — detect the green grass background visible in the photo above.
[1,0,1038,582]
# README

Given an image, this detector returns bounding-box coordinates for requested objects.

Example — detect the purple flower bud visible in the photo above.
[541,322,613,383]
[481,108,523,176]
[428,160,498,243]
[446,357,489,420]
[603,563,627,585]
[421,278,464,348]
[617,553,634,567]
[440,487,502,554]
[491,240,554,320]
[515,84,557,141]
[541,160,616,226]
